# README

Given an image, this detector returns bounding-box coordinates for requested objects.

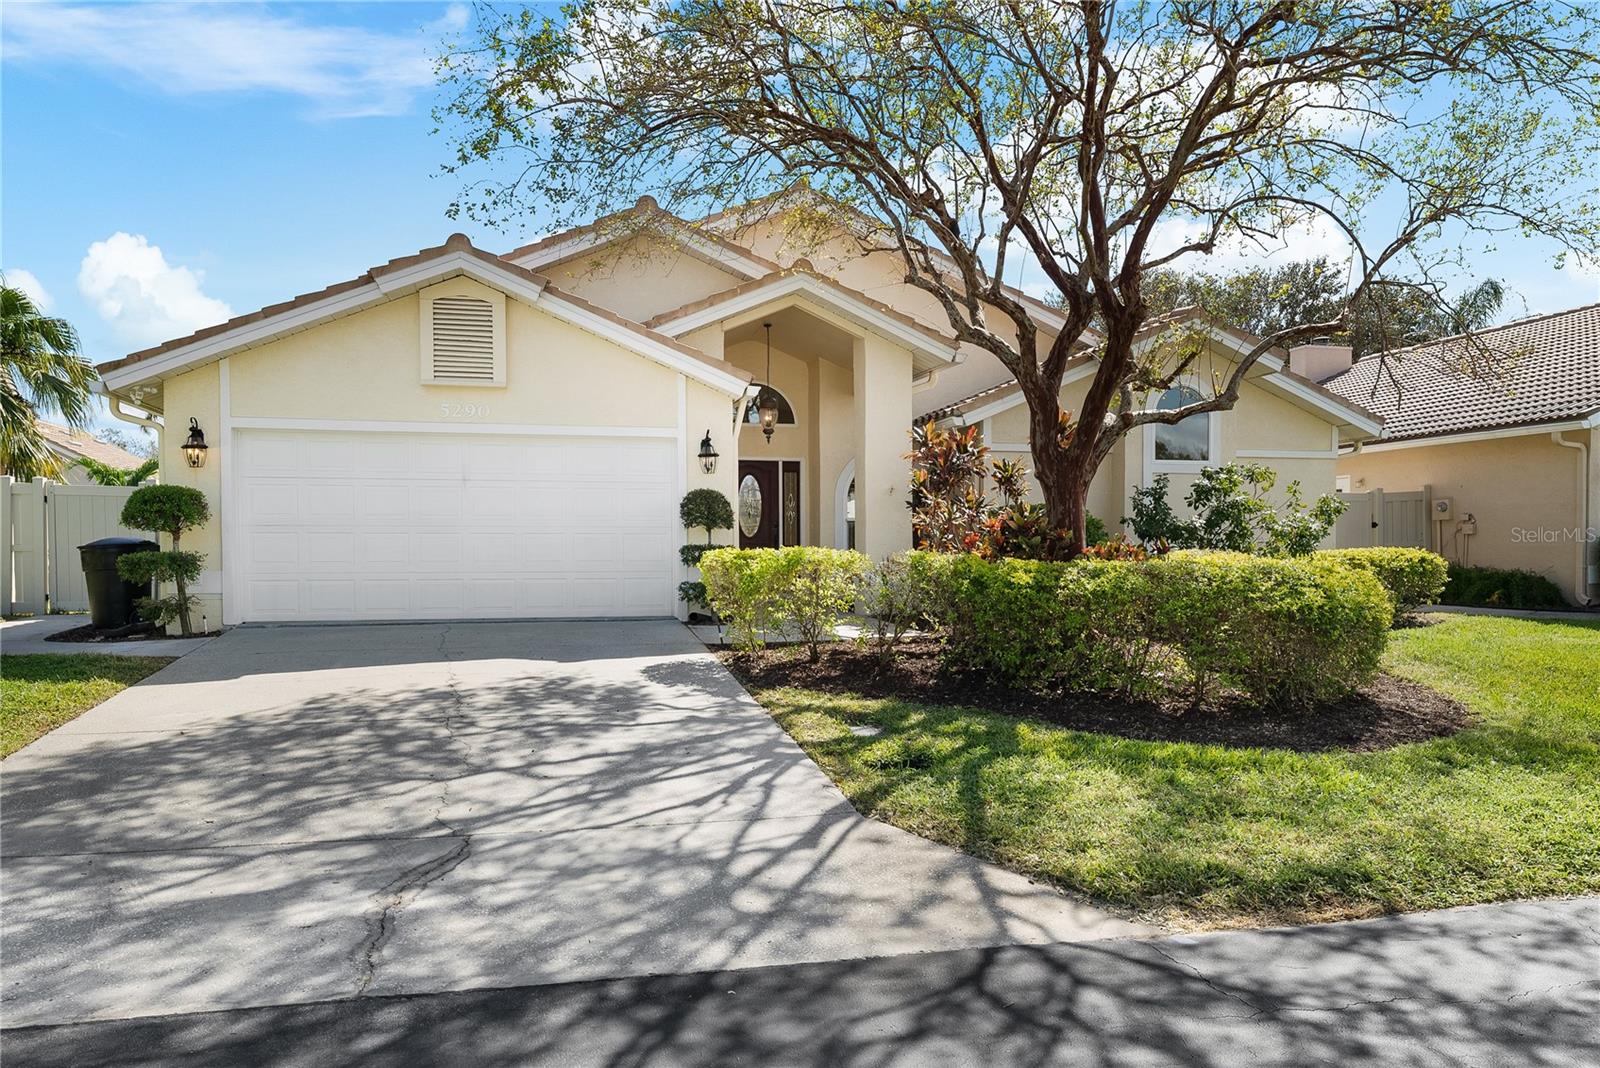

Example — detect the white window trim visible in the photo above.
[1144,378,1222,474]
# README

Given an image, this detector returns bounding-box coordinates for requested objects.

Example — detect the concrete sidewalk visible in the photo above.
[5,897,1594,1067]
[0,614,216,657]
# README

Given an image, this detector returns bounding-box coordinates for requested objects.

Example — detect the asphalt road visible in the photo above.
[5,897,1595,1067]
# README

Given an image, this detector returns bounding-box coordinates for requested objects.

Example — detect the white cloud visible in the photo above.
[78,233,233,348]
[2,3,466,118]
[4,269,55,311]
[1144,213,1354,276]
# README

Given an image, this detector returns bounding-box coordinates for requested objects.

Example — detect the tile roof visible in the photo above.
[96,234,748,388]
[36,421,149,468]
[921,306,1379,427]
[1324,302,1600,442]
[643,262,960,354]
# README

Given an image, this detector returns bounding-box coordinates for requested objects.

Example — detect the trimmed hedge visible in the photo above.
[1441,564,1567,609]
[936,551,1391,708]
[700,546,871,658]
[1315,547,1448,620]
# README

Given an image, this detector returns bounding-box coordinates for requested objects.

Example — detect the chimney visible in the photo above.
[1288,342,1354,383]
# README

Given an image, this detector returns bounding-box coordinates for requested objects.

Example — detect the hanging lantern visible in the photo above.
[697,429,719,474]
[181,418,209,469]
[758,322,778,443]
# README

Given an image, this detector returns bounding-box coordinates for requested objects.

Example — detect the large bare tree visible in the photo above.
[438,0,1599,549]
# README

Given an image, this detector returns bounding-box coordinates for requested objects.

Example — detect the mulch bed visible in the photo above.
[45,623,220,643]
[716,637,1471,753]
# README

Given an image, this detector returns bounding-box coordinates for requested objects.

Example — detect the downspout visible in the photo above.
[1552,431,1592,606]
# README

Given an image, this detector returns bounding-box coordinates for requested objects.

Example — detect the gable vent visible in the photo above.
[429,295,497,381]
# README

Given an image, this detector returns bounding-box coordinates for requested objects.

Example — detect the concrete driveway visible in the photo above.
[1,620,1147,1027]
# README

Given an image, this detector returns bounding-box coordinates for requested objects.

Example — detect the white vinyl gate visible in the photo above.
[1335,488,1430,549]
[2,478,142,614]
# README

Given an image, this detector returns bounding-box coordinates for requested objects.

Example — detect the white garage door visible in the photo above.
[233,429,678,622]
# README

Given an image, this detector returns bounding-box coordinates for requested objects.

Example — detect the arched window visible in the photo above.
[742,384,796,426]
[1152,384,1214,464]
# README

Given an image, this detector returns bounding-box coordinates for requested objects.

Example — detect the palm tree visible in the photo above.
[1,280,96,480]
[73,456,160,486]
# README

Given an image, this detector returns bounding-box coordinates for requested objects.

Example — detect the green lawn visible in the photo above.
[1,655,173,757]
[753,615,1600,927]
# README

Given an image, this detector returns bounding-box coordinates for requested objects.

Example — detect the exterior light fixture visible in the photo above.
[757,321,778,443]
[181,418,209,469]
[697,429,719,474]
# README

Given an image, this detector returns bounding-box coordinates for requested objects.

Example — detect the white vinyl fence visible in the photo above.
[2,477,142,615]
[1335,488,1430,550]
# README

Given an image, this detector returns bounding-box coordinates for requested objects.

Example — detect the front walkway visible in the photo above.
[0,620,1146,1028]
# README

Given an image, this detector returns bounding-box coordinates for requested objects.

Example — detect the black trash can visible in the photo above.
[79,537,159,630]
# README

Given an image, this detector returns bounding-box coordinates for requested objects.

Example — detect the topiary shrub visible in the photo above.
[1440,564,1568,609]
[1316,547,1448,622]
[117,484,210,636]
[679,489,735,611]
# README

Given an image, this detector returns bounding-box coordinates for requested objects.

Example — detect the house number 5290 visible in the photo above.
[440,403,488,418]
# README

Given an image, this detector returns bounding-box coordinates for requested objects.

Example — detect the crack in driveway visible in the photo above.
[354,837,473,997]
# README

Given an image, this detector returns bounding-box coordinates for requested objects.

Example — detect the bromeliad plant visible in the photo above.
[116,484,210,636]
[908,421,1102,560]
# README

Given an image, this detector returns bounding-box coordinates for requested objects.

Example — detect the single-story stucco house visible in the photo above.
[95,190,1380,625]
[1323,303,1599,606]
[14,421,151,484]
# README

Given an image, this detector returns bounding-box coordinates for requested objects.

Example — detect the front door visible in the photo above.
[737,460,801,548]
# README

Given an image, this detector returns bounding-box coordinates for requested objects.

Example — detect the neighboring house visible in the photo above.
[1324,303,1600,606]
[926,310,1383,531]
[94,191,1375,625]
[22,421,151,485]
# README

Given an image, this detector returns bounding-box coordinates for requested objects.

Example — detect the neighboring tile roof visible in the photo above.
[1324,302,1600,442]
[36,421,148,468]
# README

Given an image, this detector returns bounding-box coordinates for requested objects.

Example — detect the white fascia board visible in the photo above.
[100,281,388,391]
[534,291,751,397]
[509,228,769,280]
[373,252,548,300]
[1359,418,1596,453]
[654,274,960,365]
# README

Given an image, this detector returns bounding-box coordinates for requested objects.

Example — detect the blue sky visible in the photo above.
[4,2,1597,434]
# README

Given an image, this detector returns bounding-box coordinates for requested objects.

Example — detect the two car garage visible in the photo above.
[232,428,680,622]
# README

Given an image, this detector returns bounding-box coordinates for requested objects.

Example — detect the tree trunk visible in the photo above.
[175,574,194,638]
[1024,380,1093,556]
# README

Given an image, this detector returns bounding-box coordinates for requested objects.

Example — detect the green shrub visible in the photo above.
[774,547,872,661]
[1150,552,1390,708]
[939,555,1083,687]
[680,489,734,535]
[859,551,943,660]
[700,547,784,650]
[117,484,210,636]
[700,546,871,657]
[1316,547,1448,621]
[926,551,1390,707]
[1127,463,1345,556]
[1441,564,1568,609]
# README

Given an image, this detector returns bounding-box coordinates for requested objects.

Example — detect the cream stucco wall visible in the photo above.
[1338,430,1595,604]
[157,362,223,628]
[538,235,747,323]
[979,357,1341,535]
[154,279,757,626]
